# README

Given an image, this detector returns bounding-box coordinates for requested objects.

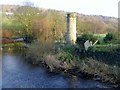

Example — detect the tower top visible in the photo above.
[67,12,76,18]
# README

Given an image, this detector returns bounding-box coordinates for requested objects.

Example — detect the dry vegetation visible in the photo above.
[77,58,120,84]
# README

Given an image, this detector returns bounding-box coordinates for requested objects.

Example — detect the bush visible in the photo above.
[103,33,113,43]
[58,51,73,63]
[25,40,55,64]
[104,32,120,44]
[88,44,120,53]
[87,44,120,66]
[23,35,34,43]
[76,33,97,47]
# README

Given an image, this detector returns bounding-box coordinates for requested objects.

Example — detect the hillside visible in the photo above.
[1,4,118,34]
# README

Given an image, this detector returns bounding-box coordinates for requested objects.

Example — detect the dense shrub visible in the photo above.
[58,51,73,63]
[87,44,120,66]
[76,33,97,47]
[25,40,54,63]
[72,44,120,67]
[104,32,120,44]
[23,35,34,43]
[103,33,113,43]
[88,44,120,53]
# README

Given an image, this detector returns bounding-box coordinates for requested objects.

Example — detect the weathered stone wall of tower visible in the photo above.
[66,12,76,45]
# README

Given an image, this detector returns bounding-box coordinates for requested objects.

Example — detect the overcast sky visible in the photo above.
[0,0,119,17]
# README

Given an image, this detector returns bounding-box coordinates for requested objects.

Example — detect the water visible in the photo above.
[2,52,112,88]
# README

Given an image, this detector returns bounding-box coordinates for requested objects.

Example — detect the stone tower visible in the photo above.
[66,12,76,45]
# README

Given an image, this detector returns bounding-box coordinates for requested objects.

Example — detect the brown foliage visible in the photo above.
[2,39,14,44]
[33,18,54,43]
[2,30,13,38]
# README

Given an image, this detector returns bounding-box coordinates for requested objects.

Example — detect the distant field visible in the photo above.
[94,34,106,38]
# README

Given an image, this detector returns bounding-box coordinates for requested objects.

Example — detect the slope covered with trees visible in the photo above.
[2,4,118,39]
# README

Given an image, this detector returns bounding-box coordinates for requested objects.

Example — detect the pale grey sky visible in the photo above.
[0,0,119,17]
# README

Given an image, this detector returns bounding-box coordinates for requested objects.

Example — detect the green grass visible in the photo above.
[89,44,120,52]
[2,16,25,37]
[94,34,106,38]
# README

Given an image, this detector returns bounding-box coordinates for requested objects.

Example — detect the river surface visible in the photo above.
[2,52,112,88]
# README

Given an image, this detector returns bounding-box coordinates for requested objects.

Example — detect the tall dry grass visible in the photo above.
[78,58,120,83]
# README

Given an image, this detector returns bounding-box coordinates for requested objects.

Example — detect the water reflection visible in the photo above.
[68,75,78,88]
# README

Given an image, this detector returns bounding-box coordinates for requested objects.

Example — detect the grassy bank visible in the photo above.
[24,42,120,87]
